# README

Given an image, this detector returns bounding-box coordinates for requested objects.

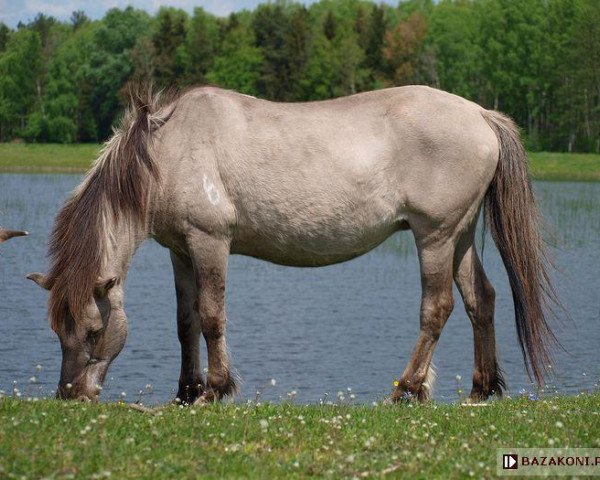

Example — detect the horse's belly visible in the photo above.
[230,203,405,267]
[231,231,395,266]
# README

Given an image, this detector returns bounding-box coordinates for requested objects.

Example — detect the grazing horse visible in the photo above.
[28,85,557,403]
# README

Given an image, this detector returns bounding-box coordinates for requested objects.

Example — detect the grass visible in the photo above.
[0,143,599,181]
[528,151,600,182]
[0,143,100,173]
[0,393,598,479]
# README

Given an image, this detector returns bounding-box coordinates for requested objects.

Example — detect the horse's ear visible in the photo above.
[27,272,53,291]
[94,277,117,298]
[0,229,28,243]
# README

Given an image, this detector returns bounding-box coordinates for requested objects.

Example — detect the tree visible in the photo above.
[252,3,291,100]
[0,23,10,53]
[323,10,337,40]
[301,7,367,99]
[151,8,188,88]
[0,0,595,151]
[0,29,42,139]
[70,10,89,30]
[85,7,151,139]
[364,4,386,88]
[206,22,263,95]
[285,7,311,99]
[428,0,482,99]
[40,23,96,142]
[383,12,433,86]
[181,8,220,85]
[557,0,600,151]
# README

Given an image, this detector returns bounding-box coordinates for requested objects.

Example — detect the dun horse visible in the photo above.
[28,86,557,403]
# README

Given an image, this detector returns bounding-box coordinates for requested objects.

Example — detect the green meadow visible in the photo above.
[0,393,598,479]
[0,143,599,181]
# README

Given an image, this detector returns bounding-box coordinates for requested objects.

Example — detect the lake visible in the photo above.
[0,174,598,403]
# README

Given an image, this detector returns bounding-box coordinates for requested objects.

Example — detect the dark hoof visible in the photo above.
[469,368,506,402]
[176,380,205,405]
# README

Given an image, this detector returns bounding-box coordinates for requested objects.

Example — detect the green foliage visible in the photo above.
[363,4,387,87]
[180,8,220,85]
[253,3,293,100]
[151,7,188,88]
[87,7,151,140]
[0,23,11,52]
[0,29,42,140]
[206,23,263,95]
[0,0,598,151]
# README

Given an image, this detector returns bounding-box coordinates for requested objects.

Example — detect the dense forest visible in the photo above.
[0,0,598,152]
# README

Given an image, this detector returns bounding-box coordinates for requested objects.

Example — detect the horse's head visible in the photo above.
[27,273,128,401]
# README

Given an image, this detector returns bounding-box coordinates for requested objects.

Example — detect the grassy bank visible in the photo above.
[528,151,600,181]
[1,393,598,479]
[0,143,100,173]
[0,143,599,181]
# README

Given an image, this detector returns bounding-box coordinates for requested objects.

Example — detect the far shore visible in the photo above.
[1,143,599,182]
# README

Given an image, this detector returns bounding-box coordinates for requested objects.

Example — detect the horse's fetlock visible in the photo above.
[207,370,237,397]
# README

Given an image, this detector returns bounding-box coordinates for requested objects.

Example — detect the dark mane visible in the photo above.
[47,86,176,331]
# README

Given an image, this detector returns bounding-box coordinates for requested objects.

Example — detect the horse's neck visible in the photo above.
[102,219,146,281]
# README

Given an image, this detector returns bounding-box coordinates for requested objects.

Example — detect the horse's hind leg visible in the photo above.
[453,228,506,401]
[187,231,237,403]
[171,251,205,404]
[391,234,455,402]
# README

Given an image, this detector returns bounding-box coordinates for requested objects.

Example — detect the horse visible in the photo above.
[0,228,27,244]
[27,85,558,403]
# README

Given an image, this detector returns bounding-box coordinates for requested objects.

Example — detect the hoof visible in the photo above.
[389,385,430,404]
[389,365,437,404]
[176,380,205,405]
[469,367,506,402]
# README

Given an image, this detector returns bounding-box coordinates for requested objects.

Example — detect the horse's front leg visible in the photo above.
[187,231,237,403]
[171,251,205,404]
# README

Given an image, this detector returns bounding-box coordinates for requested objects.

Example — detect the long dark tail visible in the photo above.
[482,110,559,386]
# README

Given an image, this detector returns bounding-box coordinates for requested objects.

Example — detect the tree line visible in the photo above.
[0,0,598,152]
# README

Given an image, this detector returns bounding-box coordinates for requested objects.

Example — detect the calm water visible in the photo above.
[0,174,598,403]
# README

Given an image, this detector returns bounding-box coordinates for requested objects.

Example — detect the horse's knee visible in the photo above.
[439,294,455,318]
[196,294,226,339]
[201,313,225,339]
